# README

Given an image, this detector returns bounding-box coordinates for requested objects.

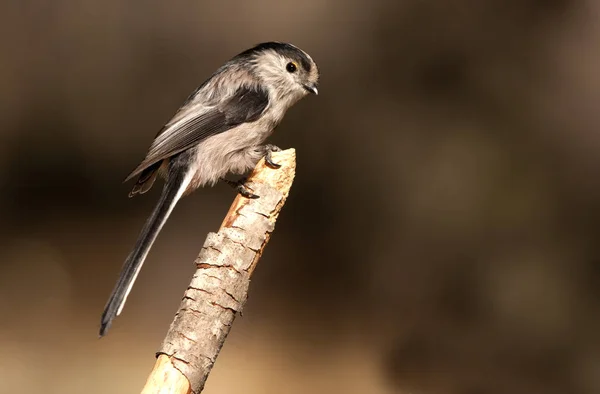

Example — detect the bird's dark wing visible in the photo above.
[125,86,269,182]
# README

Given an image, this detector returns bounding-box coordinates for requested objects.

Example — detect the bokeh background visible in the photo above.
[1,0,599,393]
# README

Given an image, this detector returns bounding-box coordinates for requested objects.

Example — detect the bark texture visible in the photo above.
[140,148,297,394]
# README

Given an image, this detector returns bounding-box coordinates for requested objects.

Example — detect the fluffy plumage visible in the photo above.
[99,42,319,336]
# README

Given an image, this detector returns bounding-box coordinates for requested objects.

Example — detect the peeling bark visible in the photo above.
[141,149,297,394]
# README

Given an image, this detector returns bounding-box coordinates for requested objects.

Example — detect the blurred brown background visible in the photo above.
[1,0,599,393]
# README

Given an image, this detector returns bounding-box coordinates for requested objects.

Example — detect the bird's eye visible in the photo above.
[286,62,297,73]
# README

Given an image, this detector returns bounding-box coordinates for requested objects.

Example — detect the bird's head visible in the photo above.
[238,42,319,104]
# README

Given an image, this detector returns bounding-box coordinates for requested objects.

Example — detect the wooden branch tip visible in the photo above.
[140,148,297,394]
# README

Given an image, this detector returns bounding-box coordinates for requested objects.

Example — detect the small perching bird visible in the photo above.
[99,42,319,337]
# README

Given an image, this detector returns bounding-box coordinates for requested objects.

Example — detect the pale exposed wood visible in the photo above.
[141,149,297,394]
[141,355,191,394]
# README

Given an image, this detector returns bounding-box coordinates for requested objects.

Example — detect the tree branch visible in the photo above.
[140,148,297,394]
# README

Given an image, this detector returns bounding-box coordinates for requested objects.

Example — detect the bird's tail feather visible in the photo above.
[128,161,162,197]
[99,167,192,337]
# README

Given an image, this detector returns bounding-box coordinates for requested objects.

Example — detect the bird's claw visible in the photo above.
[237,184,259,199]
[264,144,282,169]
[221,177,259,199]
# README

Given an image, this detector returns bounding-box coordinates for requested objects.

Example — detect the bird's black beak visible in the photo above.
[303,83,319,95]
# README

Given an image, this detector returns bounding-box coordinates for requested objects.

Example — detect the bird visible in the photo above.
[99,42,319,337]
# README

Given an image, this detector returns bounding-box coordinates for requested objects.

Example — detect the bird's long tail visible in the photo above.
[99,166,192,337]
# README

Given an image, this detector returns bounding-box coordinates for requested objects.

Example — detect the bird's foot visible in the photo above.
[221,177,259,199]
[262,144,282,169]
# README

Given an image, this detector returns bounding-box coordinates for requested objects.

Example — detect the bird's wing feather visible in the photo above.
[125,85,269,182]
